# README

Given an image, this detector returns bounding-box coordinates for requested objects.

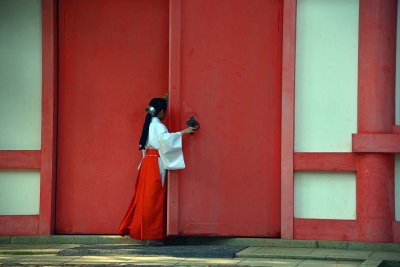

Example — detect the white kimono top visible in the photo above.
[142,117,185,186]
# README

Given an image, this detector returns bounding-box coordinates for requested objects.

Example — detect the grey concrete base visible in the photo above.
[169,237,400,252]
[2,235,400,252]
[235,247,369,262]
[0,237,11,244]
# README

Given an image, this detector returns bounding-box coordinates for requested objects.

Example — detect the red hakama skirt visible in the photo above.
[117,149,166,240]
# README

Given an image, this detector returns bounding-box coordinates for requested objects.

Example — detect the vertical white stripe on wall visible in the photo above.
[0,170,40,215]
[294,172,356,219]
[295,0,359,152]
[0,0,42,150]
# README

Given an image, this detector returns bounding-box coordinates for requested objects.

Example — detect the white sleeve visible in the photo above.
[156,123,185,170]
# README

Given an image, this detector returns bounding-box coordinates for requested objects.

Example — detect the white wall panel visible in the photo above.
[294,172,356,219]
[0,170,40,215]
[0,0,42,150]
[295,0,359,152]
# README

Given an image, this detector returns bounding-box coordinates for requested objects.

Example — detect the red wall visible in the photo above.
[56,0,169,233]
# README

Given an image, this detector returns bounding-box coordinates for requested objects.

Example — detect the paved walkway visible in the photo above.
[0,243,399,266]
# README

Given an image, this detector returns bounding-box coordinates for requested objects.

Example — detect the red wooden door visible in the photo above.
[168,0,282,237]
[56,0,169,233]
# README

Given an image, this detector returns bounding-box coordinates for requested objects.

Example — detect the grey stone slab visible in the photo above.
[241,247,316,258]
[0,236,10,244]
[10,255,81,265]
[297,259,361,266]
[176,257,241,266]
[310,249,373,260]
[236,247,260,255]
[368,252,400,260]
[121,256,184,266]
[237,258,302,266]
[65,255,132,265]
[318,240,349,249]
[360,259,383,267]
[49,244,82,250]
[348,242,400,253]
[0,255,29,264]
[0,244,54,249]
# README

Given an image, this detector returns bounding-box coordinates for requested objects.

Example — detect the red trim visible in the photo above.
[167,0,182,236]
[0,216,39,236]
[356,0,397,242]
[294,219,357,241]
[182,223,272,237]
[280,0,296,240]
[39,0,57,235]
[0,151,41,169]
[294,153,357,171]
[393,221,400,242]
[352,133,400,153]
[393,125,400,133]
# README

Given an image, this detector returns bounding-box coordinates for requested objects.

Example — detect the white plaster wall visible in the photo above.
[0,170,40,215]
[0,0,42,150]
[295,0,359,152]
[294,172,356,219]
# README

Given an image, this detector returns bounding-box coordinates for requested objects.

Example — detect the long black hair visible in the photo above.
[139,98,167,150]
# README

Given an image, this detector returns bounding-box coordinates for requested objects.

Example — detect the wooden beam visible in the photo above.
[352,133,400,153]
[0,151,41,169]
[0,215,39,235]
[167,0,182,236]
[39,0,58,235]
[294,218,357,241]
[281,0,297,240]
[294,153,357,171]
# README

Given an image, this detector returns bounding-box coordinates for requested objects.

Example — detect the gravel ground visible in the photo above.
[57,245,246,258]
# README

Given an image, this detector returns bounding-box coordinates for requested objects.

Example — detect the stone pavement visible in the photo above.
[0,237,399,266]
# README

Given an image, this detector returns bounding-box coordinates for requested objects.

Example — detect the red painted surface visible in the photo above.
[393,125,400,133]
[294,219,357,241]
[294,153,357,171]
[281,0,296,240]
[357,0,397,242]
[0,151,41,169]
[172,0,283,236]
[167,0,182,236]
[357,155,394,242]
[39,0,58,235]
[0,0,57,235]
[352,134,400,153]
[56,0,168,233]
[393,221,400,243]
[0,216,39,236]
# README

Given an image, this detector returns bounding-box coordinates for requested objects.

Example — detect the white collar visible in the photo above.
[151,117,161,123]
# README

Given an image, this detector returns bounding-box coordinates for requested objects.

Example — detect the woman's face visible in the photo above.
[158,109,166,121]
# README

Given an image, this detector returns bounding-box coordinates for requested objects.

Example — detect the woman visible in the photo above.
[117,97,196,243]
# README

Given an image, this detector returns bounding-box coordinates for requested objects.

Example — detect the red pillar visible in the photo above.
[357,0,397,242]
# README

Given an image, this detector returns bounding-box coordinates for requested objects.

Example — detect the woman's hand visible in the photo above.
[181,126,197,135]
